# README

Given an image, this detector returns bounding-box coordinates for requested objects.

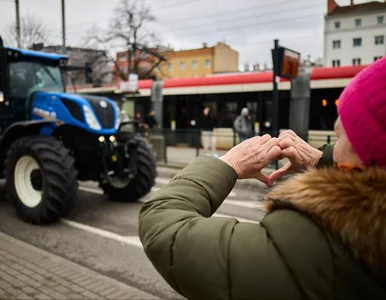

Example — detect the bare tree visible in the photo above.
[86,0,166,81]
[4,14,49,49]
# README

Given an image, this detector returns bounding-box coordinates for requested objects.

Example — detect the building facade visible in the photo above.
[114,46,168,81]
[38,45,112,86]
[155,42,239,79]
[324,0,386,67]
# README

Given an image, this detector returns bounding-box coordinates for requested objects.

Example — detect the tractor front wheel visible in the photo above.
[4,136,78,224]
[101,137,157,202]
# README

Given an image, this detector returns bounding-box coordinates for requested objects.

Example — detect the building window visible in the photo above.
[355,18,361,27]
[334,21,340,29]
[205,59,211,69]
[352,58,361,66]
[180,62,185,70]
[119,55,127,62]
[377,16,384,24]
[168,63,173,71]
[332,60,340,67]
[353,38,362,47]
[192,60,198,69]
[375,35,384,45]
[332,40,341,49]
[374,56,383,62]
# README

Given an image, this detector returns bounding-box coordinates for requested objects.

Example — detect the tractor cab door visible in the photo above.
[8,61,36,122]
[0,43,13,134]
[8,60,64,123]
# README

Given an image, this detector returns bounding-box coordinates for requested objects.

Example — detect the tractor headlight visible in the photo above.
[83,105,101,130]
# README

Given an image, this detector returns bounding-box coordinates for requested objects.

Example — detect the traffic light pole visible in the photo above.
[272,39,280,170]
[272,39,280,140]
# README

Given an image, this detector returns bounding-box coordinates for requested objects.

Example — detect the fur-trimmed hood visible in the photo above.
[265,167,386,274]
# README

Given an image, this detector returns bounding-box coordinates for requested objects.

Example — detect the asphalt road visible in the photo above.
[0,174,270,299]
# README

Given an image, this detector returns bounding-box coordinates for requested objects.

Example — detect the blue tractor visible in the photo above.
[0,37,157,224]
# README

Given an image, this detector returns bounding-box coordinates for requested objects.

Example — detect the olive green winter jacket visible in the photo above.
[138,144,386,300]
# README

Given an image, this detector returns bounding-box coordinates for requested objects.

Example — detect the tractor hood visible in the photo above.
[31,91,120,134]
[62,93,119,131]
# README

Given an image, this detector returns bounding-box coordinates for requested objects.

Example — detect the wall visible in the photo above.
[157,48,214,78]
[325,10,386,66]
[213,43,239,73]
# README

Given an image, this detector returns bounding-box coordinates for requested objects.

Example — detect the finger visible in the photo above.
[279,138,297,150]
[259,134,272,144]
[282,146,297,157]
[265,145,282,161]
[269,162,293,182]
[256,172,272,187]
[262,137,280,151]
[279,130,296,138]
[278,133,296,142]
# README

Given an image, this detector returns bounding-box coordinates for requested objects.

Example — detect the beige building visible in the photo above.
[155,42,239,79]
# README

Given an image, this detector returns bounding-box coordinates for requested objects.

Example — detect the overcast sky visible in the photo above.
[0,0,378,69]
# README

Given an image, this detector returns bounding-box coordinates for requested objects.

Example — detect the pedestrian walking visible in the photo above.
[233,107,253,142]
[139,57,386,299]
[199,106,217,156]
[143,111,159,142]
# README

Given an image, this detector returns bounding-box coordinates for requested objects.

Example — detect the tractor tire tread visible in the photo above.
[4,135,78,224]
[102,136,157,202]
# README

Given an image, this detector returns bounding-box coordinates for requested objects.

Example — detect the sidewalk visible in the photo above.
[0,232,158,300]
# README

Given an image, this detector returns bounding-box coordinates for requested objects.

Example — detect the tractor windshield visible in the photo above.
[9,60,64,99]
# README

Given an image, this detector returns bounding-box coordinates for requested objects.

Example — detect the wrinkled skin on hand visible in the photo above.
[219,134,282,186]
[269,130,323,183]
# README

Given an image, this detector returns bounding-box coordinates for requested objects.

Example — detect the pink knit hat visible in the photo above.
[338,57,386,167]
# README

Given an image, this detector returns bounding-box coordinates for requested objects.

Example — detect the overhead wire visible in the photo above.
[166,2,324,34]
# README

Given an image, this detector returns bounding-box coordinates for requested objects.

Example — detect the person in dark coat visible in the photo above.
[199,106,217,155]
[143,110,159,141]
[139,57,386,299]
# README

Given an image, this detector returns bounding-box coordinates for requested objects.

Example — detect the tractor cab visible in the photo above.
[0,38,68,130]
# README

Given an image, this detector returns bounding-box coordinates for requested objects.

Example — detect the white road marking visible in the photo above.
[71,186,260,244]
[62,219,143,248]
[79,186,104,195]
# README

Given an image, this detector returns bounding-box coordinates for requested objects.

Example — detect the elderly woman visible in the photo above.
[138,57,386,299]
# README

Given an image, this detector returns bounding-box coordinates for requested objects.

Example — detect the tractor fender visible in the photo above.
[0,120,57,174]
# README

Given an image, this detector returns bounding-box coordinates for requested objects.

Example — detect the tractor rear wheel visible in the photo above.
[101,137,157,202]
[4,136,78,224]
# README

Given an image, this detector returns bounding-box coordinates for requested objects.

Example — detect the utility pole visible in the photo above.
[61,0,66,53]
[15,0,21,48]
[271,39,280,170]
[272,39,280,139]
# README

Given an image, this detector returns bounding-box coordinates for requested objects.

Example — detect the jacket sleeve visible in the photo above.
[138,156,300,300]
[233,116,241,133]
[316,143,335,168]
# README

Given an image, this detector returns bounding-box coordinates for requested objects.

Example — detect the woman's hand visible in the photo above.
[219,134,281,186]
[269,130,323,183]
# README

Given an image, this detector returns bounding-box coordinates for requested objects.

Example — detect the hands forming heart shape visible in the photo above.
[219,130,323,187]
